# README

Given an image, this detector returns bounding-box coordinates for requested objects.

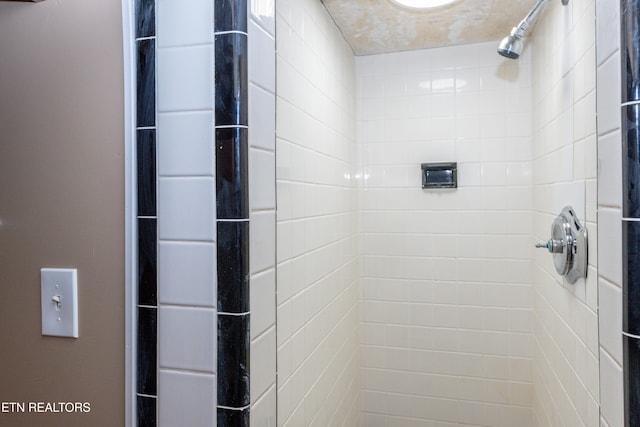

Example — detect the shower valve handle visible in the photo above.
[534,207,588,284]
[535,239,564,253]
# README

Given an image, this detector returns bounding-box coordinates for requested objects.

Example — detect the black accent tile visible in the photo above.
[217,221,250,313]
[137,307,157,395]
[135,0,155,39]
[137,129,157,217]
[137,395,157,427]
[622,0,640,102]
[217,407,250,427]
[218,314,250,407]
[216,128,249,219]
[215,33,248,126]
[625,335,640,426]
[624,104,640,218]
[138,218,157,306]
[624,220,640,335]
[136,39,156,128]
[214,0,247,33]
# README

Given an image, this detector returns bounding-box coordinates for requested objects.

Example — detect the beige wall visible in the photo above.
[0,1,125,426]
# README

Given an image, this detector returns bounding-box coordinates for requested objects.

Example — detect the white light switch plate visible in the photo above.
[41,268,78,338]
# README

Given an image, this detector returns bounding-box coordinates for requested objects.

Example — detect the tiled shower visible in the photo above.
[127,0,630,425]
[357,43,537,426]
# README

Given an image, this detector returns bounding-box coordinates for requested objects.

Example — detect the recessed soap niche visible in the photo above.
[421,162,457,189]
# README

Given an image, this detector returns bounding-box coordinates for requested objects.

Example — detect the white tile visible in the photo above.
[457,163,481,187]
[599,349,624,427]
[251,211,275,274]
[251,385,276,427]
[158,111,214,177]
[250,0,275,37]
[599,277,623,364]
[249,20,275,92]
[157,0,213,48]
[158,178,215,241]
[596,0,620,66]
[251,326,276,403]
[251,268,276,339]
[249,148,276,211]
[159,306,216,372]
[158,370,215,427]
[598,208,622,286]
[158,45,214,112]
[596,52,621,135]
[550,181,586,221]
[481,163,507,186]
[249,84,276,151]
[158,242,216,307]
[276,4,359,425]
[598,129,622,208]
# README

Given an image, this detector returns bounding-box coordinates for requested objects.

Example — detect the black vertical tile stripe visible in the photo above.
[625,336,640,426]
[624,104,640,218]
[217,407,250,427]
[135,1,157,426]
[137,307,157,395]
[624,4,640,426]
[218,314,250,407]
[622,0,640,102]
[216,128,249,219]
[624,220,640,335]
[136,39,156,128]
[215,33,248,126]
[137,396,157,427]
[138,218,157,306]
[217,221,250,313]
[135,0,156,39]
[137,129,157,217]
[214,0,248,33]
[216,0,250,416]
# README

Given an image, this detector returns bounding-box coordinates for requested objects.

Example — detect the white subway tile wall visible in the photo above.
[158,306,217,372]
[600,348,624,427]
[596,0,623,426]
[357,40,535,426]
[157,177,216,241]
[273,1,606,426]
[157,0,213,48]
[155,0,217,424]
[276,0,360,425]
[157,45,214,112]
[158,370,216,427]
[158,241,216,306]
[249,0,277,425]
[157,111,215,177]
[532,0,600,426]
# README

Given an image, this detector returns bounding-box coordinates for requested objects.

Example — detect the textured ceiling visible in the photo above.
[321,0,539,55]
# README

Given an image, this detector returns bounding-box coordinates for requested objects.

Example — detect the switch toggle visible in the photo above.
[41,268,78,338]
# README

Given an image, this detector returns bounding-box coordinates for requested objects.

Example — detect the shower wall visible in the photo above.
[356,42,535,426]
[275,0,360,426]
[596,0,624,426]
[529,1,600,426]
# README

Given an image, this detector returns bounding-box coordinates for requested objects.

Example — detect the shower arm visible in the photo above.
[512,0,569,38]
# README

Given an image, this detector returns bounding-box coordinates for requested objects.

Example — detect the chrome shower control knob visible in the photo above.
[535,239,564,253]
[533,207,588,284]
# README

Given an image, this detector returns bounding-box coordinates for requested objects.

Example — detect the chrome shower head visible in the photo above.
[497,0,569,60]
[497,27,524,59]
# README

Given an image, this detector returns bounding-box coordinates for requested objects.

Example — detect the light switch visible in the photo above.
[41,268,78,338]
